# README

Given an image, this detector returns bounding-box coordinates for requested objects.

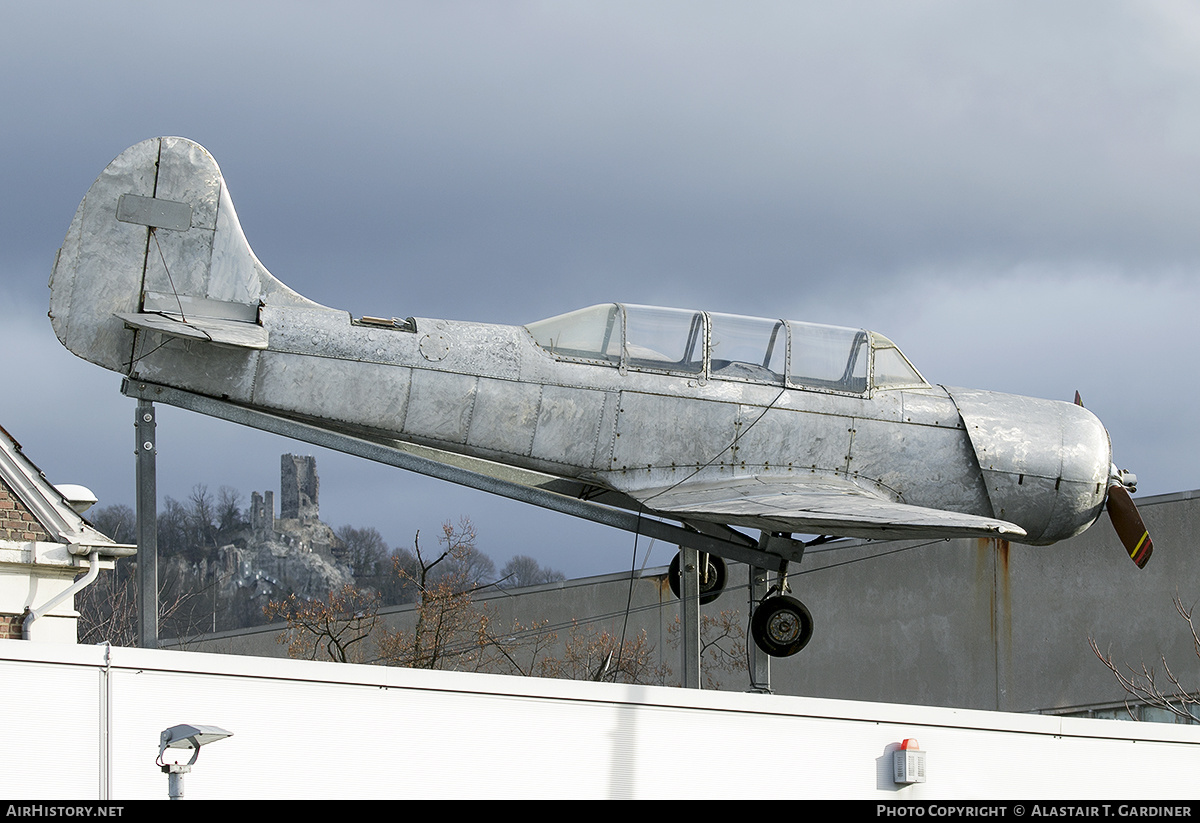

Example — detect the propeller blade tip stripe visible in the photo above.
[1131,533,1153,568]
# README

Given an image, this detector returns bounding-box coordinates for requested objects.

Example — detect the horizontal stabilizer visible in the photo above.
[115,311,268,349]
[116,291,267,349]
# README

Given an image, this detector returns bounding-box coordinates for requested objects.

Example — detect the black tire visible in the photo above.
[751,595,814,657]
[668,552,727,605]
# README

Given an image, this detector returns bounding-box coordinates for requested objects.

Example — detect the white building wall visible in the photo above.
[0,542,102,642]
[3,639,1200,800]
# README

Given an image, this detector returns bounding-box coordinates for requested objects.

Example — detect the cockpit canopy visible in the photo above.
[525,304,927,394]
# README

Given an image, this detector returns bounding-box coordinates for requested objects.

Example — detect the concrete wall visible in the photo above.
[171,489,1200,714]
[778,489,1200,713]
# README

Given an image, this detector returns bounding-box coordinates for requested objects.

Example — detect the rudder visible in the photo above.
[49,137,322,374]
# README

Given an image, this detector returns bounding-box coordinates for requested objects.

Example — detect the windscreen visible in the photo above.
[524,304,622,362]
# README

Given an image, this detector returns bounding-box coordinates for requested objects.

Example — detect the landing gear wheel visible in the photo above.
[751,595,814,657]
[668,552,727,605]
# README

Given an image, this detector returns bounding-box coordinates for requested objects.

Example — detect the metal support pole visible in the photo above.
[748,561,771,692]
[135,400,158,649]
[164,765,188,800]
[678,547,701,689]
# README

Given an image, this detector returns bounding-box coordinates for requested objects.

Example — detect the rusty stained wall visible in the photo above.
[766,491,1200,712]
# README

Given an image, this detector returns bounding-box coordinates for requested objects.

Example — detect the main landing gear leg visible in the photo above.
[750,534,814,658]
[668,534,815,659]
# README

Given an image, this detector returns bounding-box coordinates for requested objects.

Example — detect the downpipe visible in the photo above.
[22,549,101,640]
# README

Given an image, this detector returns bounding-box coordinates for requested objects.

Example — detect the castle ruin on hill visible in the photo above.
[248,454,341,560]
[164,454,353,635]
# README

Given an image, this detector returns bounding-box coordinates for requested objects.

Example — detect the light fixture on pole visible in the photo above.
[157,724,233,800]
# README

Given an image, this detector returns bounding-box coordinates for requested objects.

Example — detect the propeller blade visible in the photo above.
[1106,483,1153,569]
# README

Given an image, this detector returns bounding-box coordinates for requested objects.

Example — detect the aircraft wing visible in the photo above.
[630,475,1028,541]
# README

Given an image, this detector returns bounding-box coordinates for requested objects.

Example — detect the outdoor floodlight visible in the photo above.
[157,724,233,800]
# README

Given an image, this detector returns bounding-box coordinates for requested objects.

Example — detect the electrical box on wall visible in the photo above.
[894,738,926,784]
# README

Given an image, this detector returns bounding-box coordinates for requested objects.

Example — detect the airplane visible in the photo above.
[48,137,1153,658]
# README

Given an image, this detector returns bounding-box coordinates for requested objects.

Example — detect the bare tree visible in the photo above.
[337,524,391,580]
[216,485,245,533]
[538,620,670,685]
[427,518,495,589]
[667,609,748,690]
[77,561,220,646]
[264,585,381,663]
[1091,595,1200,722]
[157,497,189,556]
[187,484,217,549]
[476,617,559,677]
[79,504,215,645]
[269,520,564,675]
[498,554,566,588]
[88,503,135,545]
[376,521,493,670]
[262,519,682,687]
[76,566,139,646]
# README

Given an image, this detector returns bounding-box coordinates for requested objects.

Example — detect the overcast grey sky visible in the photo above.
[2,2,1199,577]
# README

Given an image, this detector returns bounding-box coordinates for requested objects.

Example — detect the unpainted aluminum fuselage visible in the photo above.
[49,137,1113,547]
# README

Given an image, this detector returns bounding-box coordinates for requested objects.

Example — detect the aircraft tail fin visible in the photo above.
[49,137,323,373]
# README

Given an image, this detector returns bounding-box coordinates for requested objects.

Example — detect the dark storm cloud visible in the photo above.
[3,2,1199,575]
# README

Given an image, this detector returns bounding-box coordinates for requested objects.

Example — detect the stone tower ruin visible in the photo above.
[280,454,319,521]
